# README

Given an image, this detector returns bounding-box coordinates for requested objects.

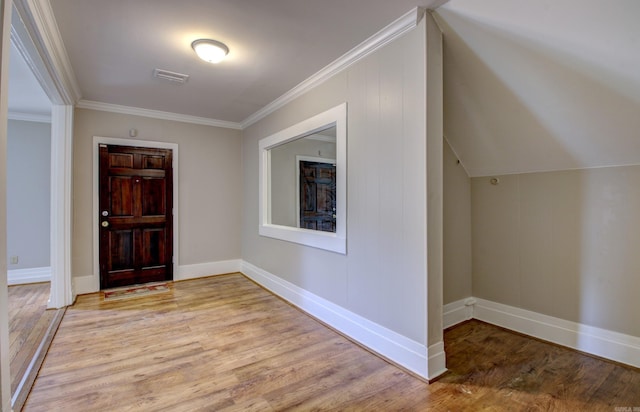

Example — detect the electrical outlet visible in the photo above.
[10,256,19,264]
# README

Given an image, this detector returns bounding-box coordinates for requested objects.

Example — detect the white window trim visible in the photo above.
[259,103,347,254]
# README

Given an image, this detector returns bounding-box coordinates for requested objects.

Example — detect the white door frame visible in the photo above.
[11,0,80,308]
[48,105,73,307]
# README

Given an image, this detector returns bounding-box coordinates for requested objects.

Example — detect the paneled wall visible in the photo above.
[242,15,438,353]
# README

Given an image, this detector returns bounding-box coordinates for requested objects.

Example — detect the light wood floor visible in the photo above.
[9,282,65,411]
[24,274,640,411]
[8,283,55,394]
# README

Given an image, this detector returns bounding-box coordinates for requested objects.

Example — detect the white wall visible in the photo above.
[72,109,243,284]
[443,139,471,304]
[242,15,445,379]
[6,119,50,270]
[472,165,640,338]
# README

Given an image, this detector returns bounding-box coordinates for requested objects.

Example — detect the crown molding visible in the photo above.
[80,7,425,131]
[12,0,81,104]
[241,7,426,129]
[8,111,51,123]
[76,100,243,130]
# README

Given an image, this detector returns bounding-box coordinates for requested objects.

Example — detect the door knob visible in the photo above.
[101,221,109,228]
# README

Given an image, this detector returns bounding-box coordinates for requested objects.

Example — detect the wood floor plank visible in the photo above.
[8,282,66,412]
[24,274,640,411]
[8,283,56,392]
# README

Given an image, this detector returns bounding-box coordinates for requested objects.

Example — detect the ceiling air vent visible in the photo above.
[153,68,190,84]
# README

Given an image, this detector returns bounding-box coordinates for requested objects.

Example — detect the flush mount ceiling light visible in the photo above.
[191,39,229,64]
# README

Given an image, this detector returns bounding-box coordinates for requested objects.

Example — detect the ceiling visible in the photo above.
[47,0,447,124]
[11,0,640,177]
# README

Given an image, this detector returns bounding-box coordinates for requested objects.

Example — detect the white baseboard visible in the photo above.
[241,260,444,380]
[443,298,474,329]
[176,259,242,281]
[428,342,447,379]
[73,259,242,296]
[8,267,51,285]
[457,297,640,369]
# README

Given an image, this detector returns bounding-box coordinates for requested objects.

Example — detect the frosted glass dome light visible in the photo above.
[191,39,229,64]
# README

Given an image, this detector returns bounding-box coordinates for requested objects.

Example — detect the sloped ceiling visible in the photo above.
[435,0,640,177]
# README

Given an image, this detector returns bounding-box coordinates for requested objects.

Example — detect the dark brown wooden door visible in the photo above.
[99,144,173,289]
[299,160,336,232]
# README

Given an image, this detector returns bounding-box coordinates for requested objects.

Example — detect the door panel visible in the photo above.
[110,177,134,217]
[141,228,166,267]
[110,153,134,168]
[141,178,165,216]
[143,155,165,169]
[109,230,134,271]
[99,145,173,289]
